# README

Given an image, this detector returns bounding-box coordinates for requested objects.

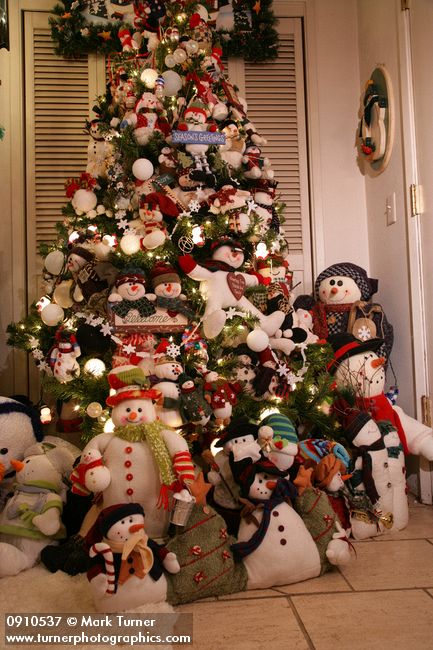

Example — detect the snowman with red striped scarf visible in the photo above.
[77,365,195,540]
[86,503,179,612]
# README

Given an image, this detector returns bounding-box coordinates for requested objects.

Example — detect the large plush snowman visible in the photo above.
[329,333,433,461]
[0,443,75,576]
[230,459,352,589]
[178,237,285,339]
[86,503,179,612]
[78,365,194,540]
[341,408,408,534]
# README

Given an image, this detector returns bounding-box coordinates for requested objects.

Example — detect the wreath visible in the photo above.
[50,1,279,61]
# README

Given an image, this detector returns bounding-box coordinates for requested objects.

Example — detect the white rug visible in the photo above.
[0,565,176,649]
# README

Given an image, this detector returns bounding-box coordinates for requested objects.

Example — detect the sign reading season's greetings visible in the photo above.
[172,130,226,146]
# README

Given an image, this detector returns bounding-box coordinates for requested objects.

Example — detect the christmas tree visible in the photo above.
[7,0,337,450]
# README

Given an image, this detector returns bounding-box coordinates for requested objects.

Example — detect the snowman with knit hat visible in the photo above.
[150,262,195,322]
[86,503,180,612]
[328,332,433,462]
[108,268,156,325]
[297,262,394,363]
[176,97,217,187]
[178,237,285,340]
[258,412,299,472]
[77,365,195,540]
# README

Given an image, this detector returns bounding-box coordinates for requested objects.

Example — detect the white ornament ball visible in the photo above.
[87,209,97,219]
[132,158,154,181]
[246,329,270,352]
[40,303,64,326]
[86,402,103,418]
[162,70,183,96]
[164,54,176,68]
[185,39,199,55]
[44,250,65,276]
[120,233,141,255]
[173,48,187,64]
[84,358,106,377]
[72,189,98,212]
[53,280,74,308]
[140,68,159,87]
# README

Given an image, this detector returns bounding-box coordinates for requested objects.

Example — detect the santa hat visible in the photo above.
[258,413,298,456]
[314,262,378,302]
[210,236,243,255]
[312,455,346,489]
[154,339,178,366]
[141,192,179,218]
[106,365,161,406]
[256,255,289,271]
[115,268,146,288]
[68,246,94,264]
[327,333,384,373]
[214,415,259,448]
[150,262,180,289]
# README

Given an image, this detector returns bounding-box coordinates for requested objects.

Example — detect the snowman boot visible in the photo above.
[203,309,227,339]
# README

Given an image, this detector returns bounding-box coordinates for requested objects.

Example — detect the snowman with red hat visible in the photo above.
[77,365,195,540]
[86,503,180,612]
[178,237,285,339]
[176,97,218,187]
[328,333,433,462]
[108,267,156,324]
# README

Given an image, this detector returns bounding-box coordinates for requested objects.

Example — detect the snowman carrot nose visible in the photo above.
[10,459,25,472]
[371,357,385,368]
[330,287,339,294]
[266,480,277,490]
[128,411,137,420]
[129,523,144,533]
[341,473,352,481]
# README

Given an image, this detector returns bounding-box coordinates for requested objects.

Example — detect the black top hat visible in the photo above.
[214,416,259,448]
[327,333,384,373]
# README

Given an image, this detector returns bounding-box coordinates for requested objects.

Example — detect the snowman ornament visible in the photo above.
[152,340,185,428]
[78,365,195,539]
[178,237,285,339]
[49,329,81,383]
[329,333,433,461]
[108,268,156,323]
[87,503,180,612]
[176,98,217,187]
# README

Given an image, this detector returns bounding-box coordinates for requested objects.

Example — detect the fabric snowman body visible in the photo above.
[129,92,169,145]
[231,460,345,589]
[0,443,75,577]
[79,366,194,540]
[218,120,246,170]
[258,413,299,472]
[108,269,156,322]
[152,341,184,428]
[176,98,217,187]
[178,375,212,425]
[49,330,81,383]
[150,263,195,321]
[242,142,273,180]
[330,333,433,461]
[86,503,179,612]
[178,238,285,339]
[86,120,112,179]
[306,262,394,362]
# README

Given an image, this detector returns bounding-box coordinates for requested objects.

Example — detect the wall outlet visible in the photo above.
[386,192,397,225]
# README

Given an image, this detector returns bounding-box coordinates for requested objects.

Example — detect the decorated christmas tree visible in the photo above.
[7,0,337,450]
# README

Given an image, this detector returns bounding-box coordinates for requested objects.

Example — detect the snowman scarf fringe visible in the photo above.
[114,423,178,508]
[230,479,298,561]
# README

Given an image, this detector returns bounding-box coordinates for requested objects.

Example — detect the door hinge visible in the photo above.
[401,0,410,10]
[421,395,432,427]
[410,184,422,217]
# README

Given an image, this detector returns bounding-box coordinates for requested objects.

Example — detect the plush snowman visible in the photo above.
[0,443,75,576]
[129,92,170,145]
[178,374,212,426]
[78,365,195,540]
[178,237,285,339]
[86,503,179,612]
[329,333,433,461]
[340,407,408,533]
[70,449,111,497]
[203,371,242,426]
[176,98,217,187]
[311,455,354,535]
[48,329,81,384]
[242,142,274,180]
[218,120,246,170]
[302,262,394,362]
[258,413,299,472]
[151,340,185,428]
[108,268,156,322]
[86,119,113,179]
[150,262,195,321]
[66,245,118,306]
[122,196,167,252]
[230,458,352,589]
[251,181,279,237]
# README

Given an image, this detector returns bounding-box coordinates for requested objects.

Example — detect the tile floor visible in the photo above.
[175,496,433,649]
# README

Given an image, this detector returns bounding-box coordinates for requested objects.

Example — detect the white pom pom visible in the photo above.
[132,158,154,181]
[40,303,64,326]
[44,250,65,276]
[246,329,269,352]
[120,233,141,255]
[162,70,183,96]
[72,189,97,212]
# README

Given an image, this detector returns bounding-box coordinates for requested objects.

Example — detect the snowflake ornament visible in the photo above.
[32,349,44,361]
[118,219,130,231]
[100,322,113,337]
[28,336,40,349]
[166,343,181,358]
[122,343,137,355]
[357,325,372,341]
[188,199,201,213]
[276,363,290,378]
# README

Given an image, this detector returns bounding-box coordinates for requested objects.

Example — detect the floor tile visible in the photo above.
[175,597,310,650]
[292,590,433,650]
[340,539,433,590]
[273,569,351,595]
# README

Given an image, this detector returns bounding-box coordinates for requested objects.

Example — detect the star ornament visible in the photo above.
[188,471,212,507]
[98,31,112,42]
[253,0,261,15]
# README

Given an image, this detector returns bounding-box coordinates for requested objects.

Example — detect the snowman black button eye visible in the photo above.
[126,408,131,412]
[337,280,343,286]
[138,408,142,413]
[258,479,263,483]
[25,459,30,463]
[0,448,7,454]
[121,520,125,524]
[330,279,335,285]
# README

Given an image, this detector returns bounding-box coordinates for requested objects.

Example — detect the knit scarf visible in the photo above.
[105,531,154,586]
[202,259,237,273]
[114,423,177,506]
[156,296,196,319]
[352,438,385,505]
[312,302,352,339]
[230,479,298,561]
[110,296,156,318]
[356,393,410,455]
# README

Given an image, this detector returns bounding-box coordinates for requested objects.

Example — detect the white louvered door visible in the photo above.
[23,11,104,302]
[227,14,311,296]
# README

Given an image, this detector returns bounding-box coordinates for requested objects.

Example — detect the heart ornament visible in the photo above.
[227,272,246,300]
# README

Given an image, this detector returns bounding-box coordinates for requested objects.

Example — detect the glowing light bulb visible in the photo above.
[84,358,106,377]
